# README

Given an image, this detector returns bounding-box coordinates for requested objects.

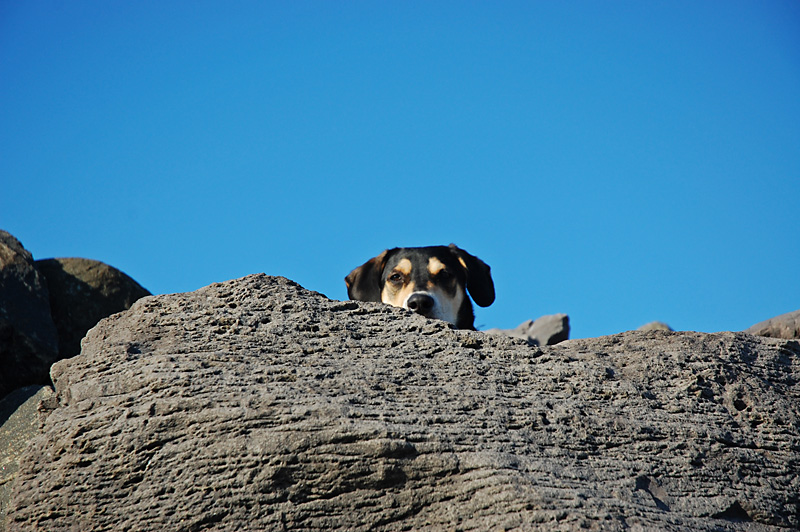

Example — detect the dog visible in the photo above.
[345,244,495,330]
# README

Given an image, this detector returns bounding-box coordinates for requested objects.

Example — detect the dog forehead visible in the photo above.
[384,247,458,274]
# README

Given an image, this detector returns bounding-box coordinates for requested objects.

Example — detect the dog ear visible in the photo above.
[345,250,389,302]
[449,244,495,307]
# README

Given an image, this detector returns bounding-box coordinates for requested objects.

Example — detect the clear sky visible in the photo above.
[2,1,798,339]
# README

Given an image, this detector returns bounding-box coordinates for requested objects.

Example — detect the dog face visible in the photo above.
[345,244,494,330]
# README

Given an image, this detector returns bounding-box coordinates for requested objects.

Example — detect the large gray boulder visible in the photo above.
[6,275,799,531]
[0,231,59,398]
[485,313,570,346]
[35,257,151,358]
[745,309,800,340]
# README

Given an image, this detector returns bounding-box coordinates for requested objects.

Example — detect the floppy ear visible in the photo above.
[449,244,495,307]
[345,250,389,302]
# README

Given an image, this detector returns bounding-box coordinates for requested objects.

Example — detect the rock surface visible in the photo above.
[6,274,800,531]
[0,231,59,398]
[0,385,54,528]
[35,257,151,358]
[485,313,570,346]
[745,309,800,340]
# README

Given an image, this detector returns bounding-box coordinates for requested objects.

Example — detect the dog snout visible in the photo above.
[406,292,435,316]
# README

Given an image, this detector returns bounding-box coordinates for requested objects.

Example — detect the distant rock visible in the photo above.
[485,313,570,346]
[35,258,151,358]
[744,309,800,340]
[638,321,674,332]
[7,275,798,531]
[0,231,59,398]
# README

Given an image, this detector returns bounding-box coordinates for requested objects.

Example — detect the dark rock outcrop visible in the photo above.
[0,232,59,398]
[745,309,800,340]
[35,257,151,358]
[485,313,570,346]
[0,229,151,397]
[6,274,799,531]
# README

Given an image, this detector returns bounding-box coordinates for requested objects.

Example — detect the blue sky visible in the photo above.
[2,1,798,338]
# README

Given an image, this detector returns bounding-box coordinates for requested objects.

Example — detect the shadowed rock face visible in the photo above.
[1,229,151,398]
[0,231,59,398]
[35,257,151,358]
[6,274,800,531]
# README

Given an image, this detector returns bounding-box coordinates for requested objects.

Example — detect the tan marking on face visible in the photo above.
[381,280,416,307]
[395,258,412,276]
[457,256,468,270]
[380,258,416,306]
[427,256,446,276]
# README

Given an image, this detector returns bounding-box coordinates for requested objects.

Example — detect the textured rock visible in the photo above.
[0,385,55,528]
[6,275,800,531]
[485,314,570,346]
[35,257,151,358]
[0,231,59,398]
[745,309,800,340]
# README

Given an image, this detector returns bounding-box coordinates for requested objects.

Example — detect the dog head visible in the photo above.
[345,244,494,330]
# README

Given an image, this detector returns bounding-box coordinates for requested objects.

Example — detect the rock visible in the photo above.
[35,258,151,358]
[744,309,800,340]
[0,231,59,398]
[638,321,674,332]
[6,275,800,531]
[0,385,55,529]
[485,313,570,346]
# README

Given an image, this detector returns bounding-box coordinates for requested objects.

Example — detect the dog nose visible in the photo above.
[406,293,435,315]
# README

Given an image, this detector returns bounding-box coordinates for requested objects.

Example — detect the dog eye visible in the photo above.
[438,270,452,280]
[388,272,404,284]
